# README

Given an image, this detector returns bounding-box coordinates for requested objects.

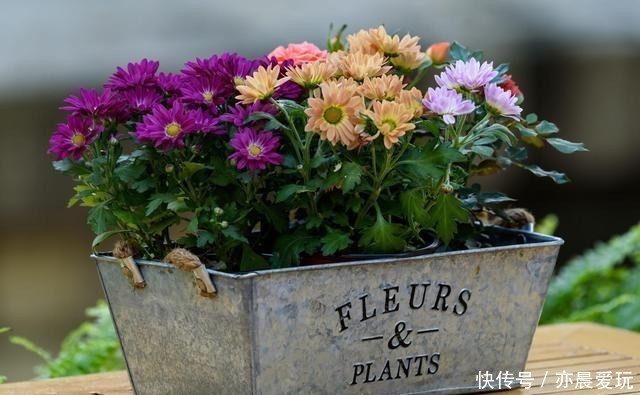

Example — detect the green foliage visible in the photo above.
[541,224,640,330]
[3,301,124,380]
[535,214,559,235]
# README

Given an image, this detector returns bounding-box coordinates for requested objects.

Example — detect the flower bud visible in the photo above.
[440,183,454,194]
[213,207,224,216]
[426,42,450,65]
[220,220,229,229]
[165,164,174,173]
[109,136,119,145]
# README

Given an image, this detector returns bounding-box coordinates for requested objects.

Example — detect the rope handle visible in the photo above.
[164,248,217,297]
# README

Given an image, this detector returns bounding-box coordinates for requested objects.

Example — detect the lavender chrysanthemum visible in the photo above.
[435,58,498,91]
[229,128,283,171]
[61,88,124,120]
[48,116,102,160]
[484,83,522,119]
[219,102,278,127]
[422,87,475,125]
[106,59,160,91]
[135,102,197,150]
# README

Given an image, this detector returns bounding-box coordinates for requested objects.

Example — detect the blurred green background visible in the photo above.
[1,0,639,382]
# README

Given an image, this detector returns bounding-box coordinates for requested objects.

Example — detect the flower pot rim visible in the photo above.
[92,227,563,280]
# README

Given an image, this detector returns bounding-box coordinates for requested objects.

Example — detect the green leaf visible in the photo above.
[276,184,314,203]
[525,113,538,124]
[359,210,406,253]
[470,145,494,157]
[181,162,205,178]
[186,216,199,233]
[523,164,570,184]
[427,194,469,244]
[92,230,130,249]
[0,327,10,335]
[400,189,429,224]
[244,111,288,130]
[515,124,538,138]
[114,162,146,183]
[546,138,588,154]
[167,198,188,213]
[9,336,52,363]
[272,232,321,267]
[536,120,559,135]
[196,230,215,248]
[399,142,465,180]
[240,244,270,271]
[321,230,352,256]
[221,226,249,243]
[145,193,174,216]
[449,41,471,61]
[87,204,115,234]
[340,162,363,193]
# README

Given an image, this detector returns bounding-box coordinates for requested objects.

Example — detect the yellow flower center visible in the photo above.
[71,133,85,146]
[381,118,397,132]
[247,143,263,157]
[202,91,214,103]
[323,106,344,125]
[164,122,182,138]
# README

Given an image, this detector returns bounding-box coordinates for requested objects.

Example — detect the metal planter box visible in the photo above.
[94,229,562,395]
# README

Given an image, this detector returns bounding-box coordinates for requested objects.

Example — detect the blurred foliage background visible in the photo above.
[1,0,639,381]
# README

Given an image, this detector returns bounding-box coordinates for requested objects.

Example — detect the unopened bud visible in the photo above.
[441,183,454,194]
[220,220,229,229]
[426,42,450,65]
[213,207,224,216]
[165,164,174,173]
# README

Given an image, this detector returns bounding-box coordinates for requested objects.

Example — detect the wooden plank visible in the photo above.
[0,371,132,395]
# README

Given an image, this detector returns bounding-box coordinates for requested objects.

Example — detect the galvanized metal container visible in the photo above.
[94,228,562,395]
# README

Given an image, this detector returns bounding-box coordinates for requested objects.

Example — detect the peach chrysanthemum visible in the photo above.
[305,79,364,147]
[346,30,377,54]
[391,48,427,71]
[359,75,405,101]
[339,52,391,81]
[286,61,337,89]
[235,65,288,104]
[395,87,425,118]
[365,100,416,149]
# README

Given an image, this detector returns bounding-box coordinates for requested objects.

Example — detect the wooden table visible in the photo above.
[2,323,639,395]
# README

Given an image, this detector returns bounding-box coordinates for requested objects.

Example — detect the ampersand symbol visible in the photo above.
[388,320,412,349]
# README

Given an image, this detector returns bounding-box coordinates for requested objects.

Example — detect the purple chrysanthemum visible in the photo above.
[422,87,475,125]
[157,72,183,97]
[268,58,304,100]
[122,87,163,115]
[135,102,197,150]
[435,58,498,91]
[484,83,522,119]
[192,109,225,134]
[219,102,278,127]
[216,53,263,91]
[61,88,125,120]
[181,75,227,110]
[106,59,160,91]
[229,128,283,171]
[48,116,102,160]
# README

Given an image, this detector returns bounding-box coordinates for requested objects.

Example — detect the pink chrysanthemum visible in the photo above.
[435,58,498,91]
[106,59,159,91]
[135,102,197,150]
[48,116,102,160]
[422,87,475,125]
[484,83,522,119]
[228,128,283,171]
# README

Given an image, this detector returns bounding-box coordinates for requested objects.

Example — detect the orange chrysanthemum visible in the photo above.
[365,100,416,149]
[305,79,364,147]
[395,87,425,118]
[359,74,405,101]
[286,61,337,89]
[235,65,288,104]
[339,52,391,81]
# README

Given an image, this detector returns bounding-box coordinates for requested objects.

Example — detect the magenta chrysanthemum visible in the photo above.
[192,109,225,134]
[484,83,522,119]
[106,59,160,91]
[61,88,124,120]
[122,87,163,115]
[229,128,283,171]
[48,116,102,160]
[422,87,475,125]
[135,102,197,150]
[435,58,498,91]
[181,76,227,109]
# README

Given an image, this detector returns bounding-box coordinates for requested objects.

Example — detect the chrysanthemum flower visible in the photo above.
[346,30,377,54]
[435,58,498,91]
[157,72,183,97]
[48,116,102,160]
[484,83,522,119]
[106,59,159,91]
[422,87,475,125]
[235,65,289,104]
[192,109,224,134]
[286,61,337,89]
[365,100,415,149]
[358,74,405,101]
[395,87,425,118]
[305,79,364,147]
[229,128,283,171]
[339,52,391,81]
[219,102,278,127]
[122,87,163,115]
[135,102,197,150]
[181,76,227,109]
[61,88,123,120]
[267,41,328,65]
[269,59,304,100]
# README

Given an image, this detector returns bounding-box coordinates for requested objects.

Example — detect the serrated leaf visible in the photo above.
[145,193,174,216]
[359,211,406,253]
[398,142,465,180]
[221,226,249,243]
[92,229,130,249]
[196,230,215,248]
[167,198,188,212]
[276,184,314,203]
[536,120,559,135]
[320,230,352,256]
[186,216,199,233]
[114,162,146,183]
[240,244,270,271]
[181,161,205,178]
[400,189,429,225]
[523,164,570,184]
[87,204,115,234]
[546,138,588,154]
[273,232,321,267]
[340,162,363,193]
[427,194,469,244]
